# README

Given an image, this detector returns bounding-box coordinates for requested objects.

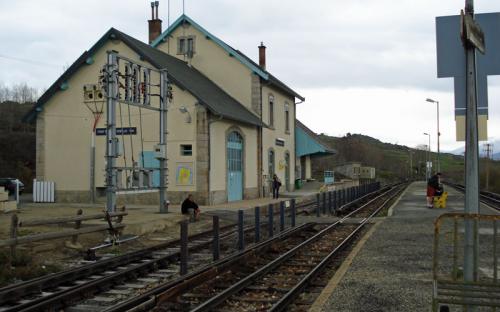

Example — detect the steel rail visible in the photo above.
[102,223,315,312]
[336,185,391,214]
[446,182,500,211]
[0,223,246,312]
[95,187,387,312]
[12,221,309,312]
[0,185,383,312]
[269,185,404,311]
[190,185,402,312]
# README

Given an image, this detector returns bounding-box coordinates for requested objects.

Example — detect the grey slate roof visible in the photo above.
[151,14,304,102]
[24,28,264,128]
[234,50,305,101]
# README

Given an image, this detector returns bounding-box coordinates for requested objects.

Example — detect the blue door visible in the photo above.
[140,151,160,187]
[227,131,243,201]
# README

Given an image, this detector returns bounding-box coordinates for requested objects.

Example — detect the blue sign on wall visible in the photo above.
[95,127,137,136]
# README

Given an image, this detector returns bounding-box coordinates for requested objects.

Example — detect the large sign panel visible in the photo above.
[436,13,500,141]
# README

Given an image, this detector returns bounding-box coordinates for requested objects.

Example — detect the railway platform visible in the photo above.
[312,181,499,312]
[0,195,294,238]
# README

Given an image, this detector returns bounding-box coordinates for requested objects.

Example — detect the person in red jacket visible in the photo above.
[427,172,442,208]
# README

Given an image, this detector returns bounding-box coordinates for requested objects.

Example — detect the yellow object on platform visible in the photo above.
[434,192,448,208]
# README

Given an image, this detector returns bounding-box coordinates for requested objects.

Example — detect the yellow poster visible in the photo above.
[176,163,193,185]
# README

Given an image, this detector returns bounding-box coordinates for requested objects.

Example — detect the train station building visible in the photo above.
[25,9,305,205]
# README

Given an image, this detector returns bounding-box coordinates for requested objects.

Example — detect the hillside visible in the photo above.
[313,133,500,193]
[0,101,36,191]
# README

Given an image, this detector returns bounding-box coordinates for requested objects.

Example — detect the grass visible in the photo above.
[0,249,61,287]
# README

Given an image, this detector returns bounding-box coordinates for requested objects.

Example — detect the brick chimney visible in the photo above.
[258,42,266,70]
[148,1,162,44]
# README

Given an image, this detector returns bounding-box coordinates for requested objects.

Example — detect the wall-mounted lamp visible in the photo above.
[179,106,192,123]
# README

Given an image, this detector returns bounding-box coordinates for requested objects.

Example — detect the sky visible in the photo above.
[1,0,500,153]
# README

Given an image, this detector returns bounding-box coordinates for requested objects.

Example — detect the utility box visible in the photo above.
[83,84,104,103]
[154,144,166,160]
[324,171,335,184]
[114,138,123,157]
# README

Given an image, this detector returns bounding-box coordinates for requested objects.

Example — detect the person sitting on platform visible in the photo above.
[181,194,200,221]
[427,172,442,208]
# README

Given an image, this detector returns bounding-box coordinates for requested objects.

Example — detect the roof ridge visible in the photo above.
[117,31,263,124]
[24,28,265,128]
[150,15,304,100]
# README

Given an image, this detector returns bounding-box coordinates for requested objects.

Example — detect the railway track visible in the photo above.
[446,182,500,211]
[0,183,391,312]
[0,195,325,312]
[148,184,406,312]
[0,223,257,312]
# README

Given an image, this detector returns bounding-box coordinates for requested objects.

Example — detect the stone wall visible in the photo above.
[55,190,209,207]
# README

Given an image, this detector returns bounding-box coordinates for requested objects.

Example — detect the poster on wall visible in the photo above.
[176,162,194,185]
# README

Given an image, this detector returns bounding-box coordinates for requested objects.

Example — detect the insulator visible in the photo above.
[141,68,151,106]
[131,64,141,103]
[124,63,132,101]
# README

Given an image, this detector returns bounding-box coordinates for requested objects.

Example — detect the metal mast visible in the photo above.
[105,51,118,213]
[462,0,484,307]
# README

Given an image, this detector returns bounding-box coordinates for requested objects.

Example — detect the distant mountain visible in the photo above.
[313,133,466,183]
[304,131,500,192]
[449,146,465,156]
[493,152,500,160]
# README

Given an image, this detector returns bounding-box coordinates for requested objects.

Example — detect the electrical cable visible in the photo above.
[139,106,146,169]
[127,103,135,163]
[118,101,129,186]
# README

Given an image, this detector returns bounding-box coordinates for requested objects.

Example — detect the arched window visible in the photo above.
[269,94,275,127]
[284,102,290,133]
[268,149,275,177]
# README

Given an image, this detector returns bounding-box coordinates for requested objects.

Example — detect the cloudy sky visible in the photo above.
[1,0,500,153]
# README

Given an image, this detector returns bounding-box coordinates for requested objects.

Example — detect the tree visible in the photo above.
[0,82,39,104]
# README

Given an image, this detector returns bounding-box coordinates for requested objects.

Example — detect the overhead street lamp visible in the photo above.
[423,132,431,180]
[426,98,441,172]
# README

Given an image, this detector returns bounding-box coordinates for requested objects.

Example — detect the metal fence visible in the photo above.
[433,213,500,311]
[33,179,55,203]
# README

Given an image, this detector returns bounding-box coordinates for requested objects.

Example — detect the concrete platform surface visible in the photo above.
[1,195,297,237]
[318,181,499,312]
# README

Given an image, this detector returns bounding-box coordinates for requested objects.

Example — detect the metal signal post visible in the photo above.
[103,50,170,213]
[105,52,119,212]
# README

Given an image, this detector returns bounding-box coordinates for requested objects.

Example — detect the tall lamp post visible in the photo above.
[423,132,431,180]
[426,98,441,172]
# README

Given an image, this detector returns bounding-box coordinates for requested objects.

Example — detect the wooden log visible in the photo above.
[0,224,125,248]
[18,211,128,227]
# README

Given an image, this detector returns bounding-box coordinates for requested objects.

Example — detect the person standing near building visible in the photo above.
[427,172,442,208]
[272,174,282,199]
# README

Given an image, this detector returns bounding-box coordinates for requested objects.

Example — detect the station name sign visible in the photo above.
[96,127,137,136]
[275,138,285,147]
